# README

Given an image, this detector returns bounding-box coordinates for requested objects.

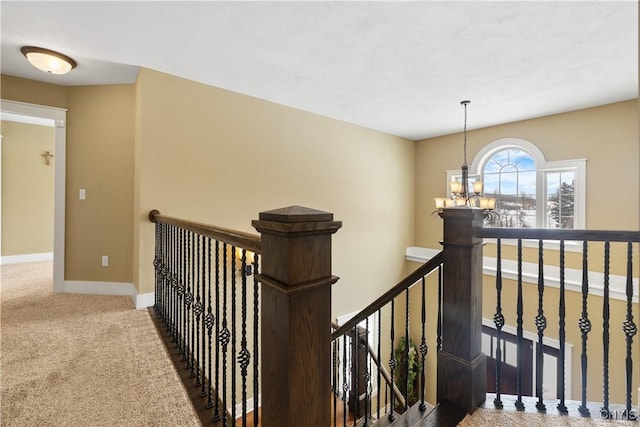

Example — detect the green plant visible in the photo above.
[393,337,422,408]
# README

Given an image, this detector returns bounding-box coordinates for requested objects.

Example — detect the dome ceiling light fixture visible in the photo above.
[20,46,77,75]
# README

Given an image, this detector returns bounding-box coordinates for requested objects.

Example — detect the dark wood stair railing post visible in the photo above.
[252,206,342,427]
[437,206,487,413]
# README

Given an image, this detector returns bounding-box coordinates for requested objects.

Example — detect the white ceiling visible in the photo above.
[1,1,637,140]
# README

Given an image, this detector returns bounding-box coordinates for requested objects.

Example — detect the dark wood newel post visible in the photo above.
[252,206,342,427]
[437,206,487,413]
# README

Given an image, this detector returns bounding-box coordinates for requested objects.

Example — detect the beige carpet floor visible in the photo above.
[1,261,200,427]
[458,407,637,426]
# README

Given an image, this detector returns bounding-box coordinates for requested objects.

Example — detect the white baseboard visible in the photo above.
[0,252,53,265]
[134,292,155,310]
[235,395,261,420]
[63,280,136,296]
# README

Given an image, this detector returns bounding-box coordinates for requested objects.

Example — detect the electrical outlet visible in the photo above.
[101,255,109,267]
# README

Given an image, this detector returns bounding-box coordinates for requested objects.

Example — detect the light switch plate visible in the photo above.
[79,189,86,200]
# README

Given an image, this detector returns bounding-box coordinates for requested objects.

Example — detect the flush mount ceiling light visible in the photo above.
[21,46,77,75]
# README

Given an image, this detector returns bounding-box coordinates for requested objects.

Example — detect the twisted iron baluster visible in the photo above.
[172,225,178,343]
[231,247,237,423]
[205,238,215,408]
[515,239,524,411]
[623,242,636,417]
[388,299,396,422]
[238,249,251,427]
[493,238,504,409]
[252,254,260,427]
[182,228,189,363]
[193,235,202,386]
[602,241,611,417]
[176,228,184,354]
[419,277,428,412]
[212,241,222,423]
[535,239,547,411]
[578,241,591,416]
[188,231,195,377]
[557,240,568,414]
[220,243,230,426]
[200,235,208,397]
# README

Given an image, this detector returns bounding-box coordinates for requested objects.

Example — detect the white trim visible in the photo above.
[235,395,261,420]
[406,246,639,303]
[134,292,155,310]
[470,137,547,172]
[0,252,54,265]
[63,280,136,296]
[1,100,67,293]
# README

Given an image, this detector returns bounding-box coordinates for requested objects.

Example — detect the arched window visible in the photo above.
[447,138,585,229]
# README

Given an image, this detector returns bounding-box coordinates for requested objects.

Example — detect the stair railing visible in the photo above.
[478,226,640,418]
[331,252,444,425]
[149,210,261,426]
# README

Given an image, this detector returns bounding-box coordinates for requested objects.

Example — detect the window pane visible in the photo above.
[546,177,575,229]
[482,148,537,228]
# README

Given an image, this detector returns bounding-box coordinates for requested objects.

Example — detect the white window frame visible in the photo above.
[446,138,586,250]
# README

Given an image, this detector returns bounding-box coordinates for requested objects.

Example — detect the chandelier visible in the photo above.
[434,100,496,211]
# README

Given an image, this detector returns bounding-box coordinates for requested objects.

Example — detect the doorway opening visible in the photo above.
[1,99,67,292]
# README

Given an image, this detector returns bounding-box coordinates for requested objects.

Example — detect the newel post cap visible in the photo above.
[252,205,342,235]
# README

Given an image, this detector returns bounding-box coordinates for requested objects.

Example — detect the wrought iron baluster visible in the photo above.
[622,241,637,417]
[200,235,208,397]
[172,225,178,343]
[493,238,504,409]
[535,240,547,412]
[363,318,370,427]
[388,299,396,422]
[578,241,591,416]
[602,240,611,416]
[404,288,410,412]
[231,247,237,423]
[177,228,184,354]
[220,243,230,426]
[213,241,222,423]
[342,334,348,427]
[182,228,189,363]
[557,240,568,413]
[252,254,260,427]
[188,231,195,377]
[515,239,524,411]
[153,221,161,312]
[238,249,251,427]
[352,325,358,427]
[376,309,382,420]
[419,277,427,412]
[205,238,215,409]
[193,234,202,386]
[333,338,339,427]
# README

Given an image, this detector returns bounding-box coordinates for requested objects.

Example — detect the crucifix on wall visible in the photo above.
[41,150,54,166]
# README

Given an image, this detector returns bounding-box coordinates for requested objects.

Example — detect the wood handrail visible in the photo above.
[149,210,262,254]
[479,227,640,243]
[331,251,443,341]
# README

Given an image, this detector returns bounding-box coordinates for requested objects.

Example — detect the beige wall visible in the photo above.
[416,100,639,249]
[65,85,135,282]
[1,120,54,256]
[134,68,416,317]
[1,76,135,283]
